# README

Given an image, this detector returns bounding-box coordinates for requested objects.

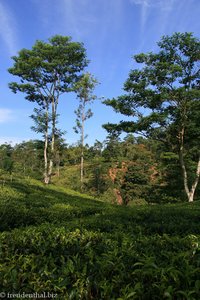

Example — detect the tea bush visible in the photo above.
[0,178,200,299]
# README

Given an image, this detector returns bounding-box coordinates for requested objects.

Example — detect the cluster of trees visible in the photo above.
[1,32,199,203]
[8,36,98,184]
[0,141,43,178]
[1,133,199,204]
[103,32,200,202]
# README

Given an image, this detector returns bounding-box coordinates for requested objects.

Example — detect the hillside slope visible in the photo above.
[0,178,200,299]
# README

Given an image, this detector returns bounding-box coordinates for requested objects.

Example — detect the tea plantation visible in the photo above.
[0,178,200,299]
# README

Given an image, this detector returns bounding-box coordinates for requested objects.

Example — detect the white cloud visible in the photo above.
[31,0,125,78]
[130,0,177,52]
[0,2,18,55]
[33,0,124,42]
[130,0,176,33]
[130,0,175,10]
[0,109,14,123]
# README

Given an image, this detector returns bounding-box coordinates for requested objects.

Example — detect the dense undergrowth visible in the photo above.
[0,177,200,299]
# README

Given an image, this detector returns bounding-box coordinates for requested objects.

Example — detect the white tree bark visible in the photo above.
[188,156,200,202]
[80,104,85,191]
[48,86,59,183]
[44,102,50,184]
[179,127,200,202]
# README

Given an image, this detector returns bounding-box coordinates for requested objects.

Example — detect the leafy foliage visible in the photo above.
[0,178,200,298]
[1,32,200,298]
[8,36,88,102]
[8,35,88,184]
[103,32,200,202]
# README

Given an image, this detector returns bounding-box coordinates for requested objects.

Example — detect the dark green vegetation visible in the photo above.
[8,35,88,184]
[0,177,200,299]
[1,134,199,205]
[4,32,199,203]
[104,32,200,202]
[0,32,200,299]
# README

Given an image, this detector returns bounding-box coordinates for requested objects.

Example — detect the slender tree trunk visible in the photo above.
[179,128,190,197]
[179,127,200,202]
[44,104,49,184]
[48,98,56,182]
[188,156,200,202]
[80,107,85,191]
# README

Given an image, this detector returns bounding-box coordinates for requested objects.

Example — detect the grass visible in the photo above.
[0,177,200,299]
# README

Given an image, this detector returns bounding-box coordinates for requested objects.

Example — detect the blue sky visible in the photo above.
[0,0,199,145]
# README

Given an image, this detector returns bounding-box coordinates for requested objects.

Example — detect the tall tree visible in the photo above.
[8,35,88,183]
[103,32,200,202]
[73,72,98,190]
